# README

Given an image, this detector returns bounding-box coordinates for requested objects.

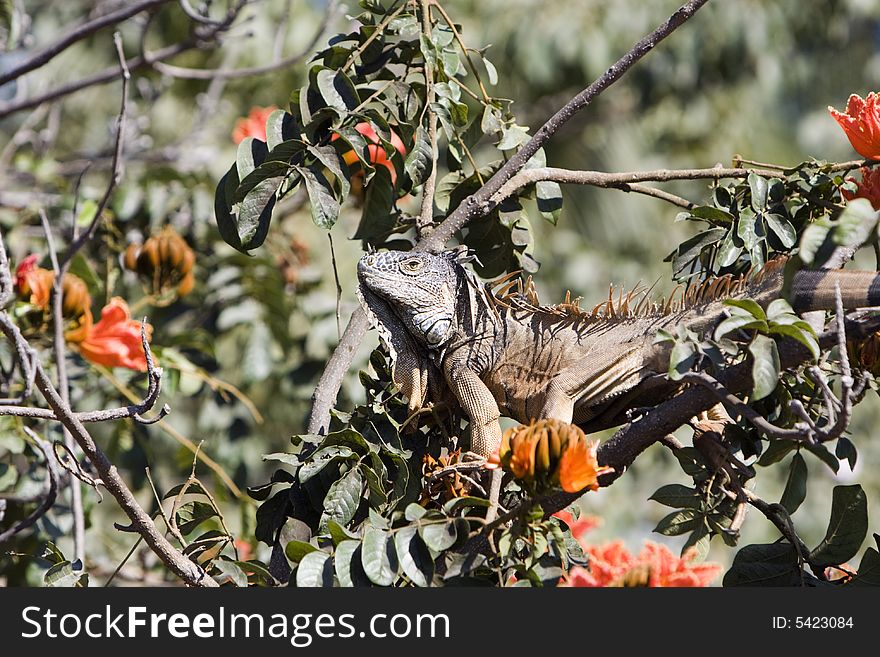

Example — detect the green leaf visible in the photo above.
[481,105,502,134]
[265,110,298,151]
[404,125,433,187]
[285,539,318,564]
[649,484,702,509]
[326,519,359,547]
[724,298,767,320]
[296,165,340,230]
[765,213,796,248]
[405,503,428,522]
[809,484,868,568]
[393,526,434,587]
[44,560,88,588]
[298,445,355,483]
[690,205,735,225]
[536,180,563,225]
[653,509,700,536]
[497,124,530,150]
[419,516,458,551]
[309,143,350,200]
[836,436,858,471]
[295,550,334,587]
[214,163,242,251]
[714,313,768,340]
[353,165,396,242]
[833,197,879,248]
[320,466,364,531]
[315,67,360,112]
[757,439,797,466]
[767,323,819,360]
[441,496,492,515]
[798,220,831,264]
[779,452,808,514]
[236,137,267,181]
[334,540,370,587]
[851,548,880,586]
[717,231,743,267]
[749,334,780,400]
[748,173,769,211]
[668,341,697,381]
[361,527,399,586]
[212,558,249,587]
[176,501,218,536]
[723,543,800,586]
[667,228,726,275]
[804,442,840,473]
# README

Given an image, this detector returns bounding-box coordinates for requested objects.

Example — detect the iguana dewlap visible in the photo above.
[356,250,880,459]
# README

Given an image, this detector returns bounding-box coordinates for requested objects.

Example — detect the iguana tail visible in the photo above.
[791,270,880,312]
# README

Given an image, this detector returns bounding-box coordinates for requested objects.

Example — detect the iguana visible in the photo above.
[356,249,880,462]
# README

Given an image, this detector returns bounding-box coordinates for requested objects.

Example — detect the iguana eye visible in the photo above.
[401,259,423,273]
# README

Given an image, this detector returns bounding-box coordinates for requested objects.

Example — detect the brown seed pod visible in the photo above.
[176,270,195,297]
[136,239,160,279]
[123,243,140,272]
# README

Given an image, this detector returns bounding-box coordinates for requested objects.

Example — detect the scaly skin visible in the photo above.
[357,250,880,460]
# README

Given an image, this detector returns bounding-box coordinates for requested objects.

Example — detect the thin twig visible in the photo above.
[61,32,130,270]
[0,0,172,87]
[40,209,86,562]
[328,232,342,341]
[416,0,440,238]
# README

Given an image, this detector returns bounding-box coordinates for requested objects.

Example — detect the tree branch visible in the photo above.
[0,0,172,87]
[0,312,216,586]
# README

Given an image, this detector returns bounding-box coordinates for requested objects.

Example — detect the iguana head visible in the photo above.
[357,250,461,348]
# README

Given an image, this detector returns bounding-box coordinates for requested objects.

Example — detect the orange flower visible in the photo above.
[15,255,54,309]
[638,542,721,587]
[829,93,880,160]
[508,432,538,479]
[557,438,611,493]
[841,166,880,209]
[77,298,152,371]
[232,105,278,144]
[562,540,721,588]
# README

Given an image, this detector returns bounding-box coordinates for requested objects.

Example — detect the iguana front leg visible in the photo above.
[444,361,504,520]
[444,361,502,457]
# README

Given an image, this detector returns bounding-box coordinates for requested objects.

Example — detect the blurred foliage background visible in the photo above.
[1,0,879,583]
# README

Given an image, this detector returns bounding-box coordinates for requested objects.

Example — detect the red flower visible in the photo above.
[842,166,880,210]
[562,540,721,588]
[15,255,54,309]
[638,542,721,587]
[331,122,407,184]
[232,106,278,144]
[829,93,880,160]
[77,298,152,371]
